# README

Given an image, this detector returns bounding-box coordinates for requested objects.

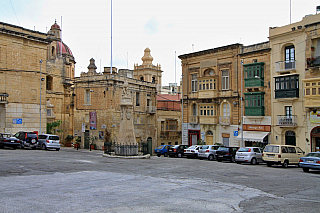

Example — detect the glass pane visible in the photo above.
[306,88,310,95]
[312,88,316,95]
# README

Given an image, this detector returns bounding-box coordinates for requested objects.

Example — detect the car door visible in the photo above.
[254,148,263,162]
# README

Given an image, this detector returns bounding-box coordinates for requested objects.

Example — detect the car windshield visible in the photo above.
[218,147,229,151]
[27,133,37,138]
[306,153,320,158]
[188,146,196,149]
[156,145,164,149]
[264,145,279,153]
[49,136,59,140]
[238,147,250,152]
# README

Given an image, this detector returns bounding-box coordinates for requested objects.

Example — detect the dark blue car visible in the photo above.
[154,145,172,157]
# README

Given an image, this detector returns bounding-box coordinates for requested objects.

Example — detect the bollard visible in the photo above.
[77,144,79,150]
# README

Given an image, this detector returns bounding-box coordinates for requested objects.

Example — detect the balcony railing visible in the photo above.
[189,115,198,124]
[277,115,297,126]
[145,106,156,114]
[275,60,296,72]
[219,116,230,125]
[0,93,9,104]
[160,130,181,138]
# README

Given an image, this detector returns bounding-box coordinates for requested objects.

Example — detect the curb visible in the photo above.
[102,154,151,159]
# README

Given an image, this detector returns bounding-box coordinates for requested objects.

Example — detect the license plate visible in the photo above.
[11,140,15,143]
[239,157,244,158]
[307,160,314,163]
[32,139,35,143]
[218,155,223,157]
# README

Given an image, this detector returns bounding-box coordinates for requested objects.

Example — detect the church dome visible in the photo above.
[50,20,61,30]
[56,41,73,57]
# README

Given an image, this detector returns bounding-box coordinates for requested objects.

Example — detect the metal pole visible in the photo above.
[39,59,42,134]
[240,60,244,147]
[181,74,184,144]
[110,0,113,74]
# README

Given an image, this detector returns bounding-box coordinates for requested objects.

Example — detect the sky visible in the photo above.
[1,0,320,86]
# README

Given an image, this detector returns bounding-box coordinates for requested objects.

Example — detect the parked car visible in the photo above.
[0,133,21,150]
[154,145,172,157]
[262,145,305,168]
[216,147,239,162]
[167,145,189,158]
[299,152,320,172]
[198,145,221,161]
[184,145,202,158]
[14,131,38,149]
[235,147,263,165]
[37,134,60,151]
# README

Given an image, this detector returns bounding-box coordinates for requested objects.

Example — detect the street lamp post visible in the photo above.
[39,59,42,134]
[240,60,244,148]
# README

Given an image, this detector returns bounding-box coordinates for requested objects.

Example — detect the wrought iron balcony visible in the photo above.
[189,115,198,124]
[0,93,9,104]
[145,106,156,114]
[277,115,297,127]
[275,60,296,72]
[219,116,230,125]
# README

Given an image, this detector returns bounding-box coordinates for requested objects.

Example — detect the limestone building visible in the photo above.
[269,13,320,153]
[0,22,48,133]
[156,93,182,146]
[73,48,159,153]
[0,21,75,140]
[178,42,272,147]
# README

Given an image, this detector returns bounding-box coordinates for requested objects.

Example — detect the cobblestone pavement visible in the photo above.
[0,147,320,213]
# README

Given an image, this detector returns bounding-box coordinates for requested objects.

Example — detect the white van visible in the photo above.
[262,145,305,168]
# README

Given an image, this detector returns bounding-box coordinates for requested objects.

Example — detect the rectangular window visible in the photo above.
[199,84,202,90]
[191,74,198,92]
[285,106,292,117]
[136,92,140,106]
[85,89,91,104]
[210,83,212,89]
[222,70,229,90]
[206,84,209,90]
[207,110,210,116]
[47,109,52,116]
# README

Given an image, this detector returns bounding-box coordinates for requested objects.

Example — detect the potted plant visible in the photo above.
[90,136,98,150]
[65,135,74,147]
[311,46,315,51]
[74,137,81,149]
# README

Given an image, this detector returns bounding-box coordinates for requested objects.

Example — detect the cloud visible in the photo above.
[144,17,159,34]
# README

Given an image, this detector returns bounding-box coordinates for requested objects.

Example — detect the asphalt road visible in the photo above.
[0,148,320,213]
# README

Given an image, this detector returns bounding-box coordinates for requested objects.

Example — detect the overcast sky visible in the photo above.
[1,0,319,85]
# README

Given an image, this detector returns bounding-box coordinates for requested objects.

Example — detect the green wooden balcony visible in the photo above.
[245,106,265,116]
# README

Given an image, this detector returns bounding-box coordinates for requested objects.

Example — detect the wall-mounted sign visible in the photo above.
[13,118,22,124]
[310,111,320,123]
[89,112,97,130]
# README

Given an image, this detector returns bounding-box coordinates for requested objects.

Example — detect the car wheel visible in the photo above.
[164,153,168,157]
[230,156,235,163]
[303,167,309,172]
[267,162,272,167]
[282,160,289,168]
[12,146,16,150]
[32,146,36,150]
[177,153,182,158]
[251,158,257,165]
[208,155,214,161]
[236,161,241,164]
[217,158,222,162]
[42,144,47,150]
[157,154,161,157]
[56,148,60,151]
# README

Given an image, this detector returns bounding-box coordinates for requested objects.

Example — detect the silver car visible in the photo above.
[235,147,263,165]
[198,145,221,161]
[37,134,60,151]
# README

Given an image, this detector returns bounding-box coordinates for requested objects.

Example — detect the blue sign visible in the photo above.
[233,131,238,137]
[13,118,22,124]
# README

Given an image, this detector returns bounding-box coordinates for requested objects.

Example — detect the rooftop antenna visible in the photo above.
[192,44,194,52]
[175,51,176,89]
[60,16,62,57]
[110,0,113,74]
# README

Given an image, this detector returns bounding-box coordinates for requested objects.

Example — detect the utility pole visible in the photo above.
[39,59,43,134]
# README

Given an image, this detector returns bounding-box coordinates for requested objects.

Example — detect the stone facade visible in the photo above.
[156,93,182,146]
[74,50,159,153]
[0,22,48,133]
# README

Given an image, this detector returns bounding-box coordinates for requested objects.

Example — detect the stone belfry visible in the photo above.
[133,48,163,91]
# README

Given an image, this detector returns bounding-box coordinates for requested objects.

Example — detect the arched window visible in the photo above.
[204,69,214,76]
[207,130,213,135]
[285,130,296,146]
[46,76,53,90]
[222,103,230,117]
[140,76,144,81]
[152,76,156,83]
[51,46,55,57]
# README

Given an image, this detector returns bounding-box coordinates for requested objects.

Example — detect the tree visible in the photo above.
[47,120,62,134]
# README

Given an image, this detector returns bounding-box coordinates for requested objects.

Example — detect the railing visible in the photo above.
[219,116,230,125]
[277,115,297,126]
[0,93,9,103]
[275,60,296,72]
[160,130,181,138]
[103,142,148,156]
[145,106,156,113]
[189,115,198,124]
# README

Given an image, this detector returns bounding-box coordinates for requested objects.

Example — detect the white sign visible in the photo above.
[82,123,86,132]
